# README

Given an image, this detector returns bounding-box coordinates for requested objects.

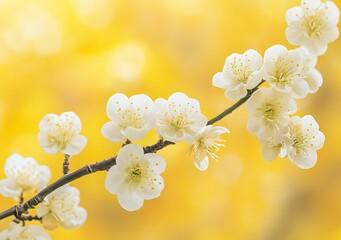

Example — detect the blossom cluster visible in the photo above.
[0,0,338,238]
[0,112,88,239]
[101,92,229,211]
[212,0,338,169]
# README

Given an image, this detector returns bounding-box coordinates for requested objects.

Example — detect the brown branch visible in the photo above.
[0,81,264,221]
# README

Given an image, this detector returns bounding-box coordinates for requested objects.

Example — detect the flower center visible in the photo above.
[171,115,187,129]
[291,125,309,155]
[130,167,142,183]
[272,58,295,85]
[197,137,222,159]
[119,108,144,129]
[48,123,75,150]
[229,58,252,84]
[303,10,324,37]
[262,103,277,120]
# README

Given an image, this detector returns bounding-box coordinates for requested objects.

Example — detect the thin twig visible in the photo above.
[19,192,24,205]
[207,80,265,125]
[63,154,70,175]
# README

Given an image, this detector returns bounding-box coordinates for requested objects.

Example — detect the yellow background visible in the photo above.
[0,0,341,239]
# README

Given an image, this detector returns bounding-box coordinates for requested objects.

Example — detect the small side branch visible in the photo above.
[63,154,70,175]
[207,80,265,125]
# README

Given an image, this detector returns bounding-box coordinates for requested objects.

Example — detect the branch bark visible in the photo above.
[0,81,264,221]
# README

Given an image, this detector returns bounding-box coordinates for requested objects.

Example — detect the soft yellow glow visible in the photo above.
[107,43,146,82]
[0,0,340,239]
[72,0,114,29]
[3,5,61,56]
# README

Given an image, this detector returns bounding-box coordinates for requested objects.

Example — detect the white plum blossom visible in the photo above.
[0,223,51,240]
[105,144,166,211]
[0,153,51,198]
[246,87,297,139]
[213,49,264,100]
[190,125,229,171]
[259,133,289,161]
[292,47,323,93]
[102,93,154,142]
[285,115,325,169]
[36,185,87,230]
[38,111,87,156]
[286,0,340,56]
[262,44,310,99]
[154,92,207,143]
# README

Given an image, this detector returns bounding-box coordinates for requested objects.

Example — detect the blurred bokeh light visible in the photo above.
[0,0,340,239]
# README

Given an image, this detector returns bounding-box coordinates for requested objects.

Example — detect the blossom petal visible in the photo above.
[291,77,310,99]
[117,190,144,211]
[62,207,87,230]
[323,26,339,43]
[325,1,340,25]
[194,156,209,171]
[36,204,50,218]
[122,127,148,141]
[225,85,247,100]
[101,121,125,142]
[38,114,58,131]
[63,135,87,156]
[105,166,126,195]
[145,154,166,174]
[286,6,302,25]
[42,213,60,230]
[306,36,328,56]
[212,72,228,89]
[116,144,144,166]
[38,132,59,154]
[0,179,21,197]
[106,93,129,122]
[310,131,325,150]
[305,68,323,93]
[261,144,279,161]
[138,175,164,200]
[288,150,317,169]
[264,45,287,62]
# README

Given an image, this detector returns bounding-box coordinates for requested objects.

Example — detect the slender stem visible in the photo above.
[63,154,70,175]
[207,80,265,125]
[0,81,264,221]
[19,192,24,205]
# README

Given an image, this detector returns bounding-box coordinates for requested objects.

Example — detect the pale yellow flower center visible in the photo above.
[229,57,252,84]
[261,103,277,120]
[116,102,148,129]
[290,124,312,155]
[272,58,297,85]
[130,167,143,183]
[47,117,77,151]
[303,9,325,37]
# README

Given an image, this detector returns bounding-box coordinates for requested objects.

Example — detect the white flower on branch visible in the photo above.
[285,115,325,169]
[38,111,87,156]
[105,144,166,211]
[190,125,229,171]
[212,49,264,100]
[259,133,289,161]
[293,47,323,93]
[102,93,154,142]
[262,44,310,99]
[0,153,51,198]
[36,185,87,230]
[286,0,340,56]
[246,87,297,139]
[154,92,207,143]
[0,223,51,240]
